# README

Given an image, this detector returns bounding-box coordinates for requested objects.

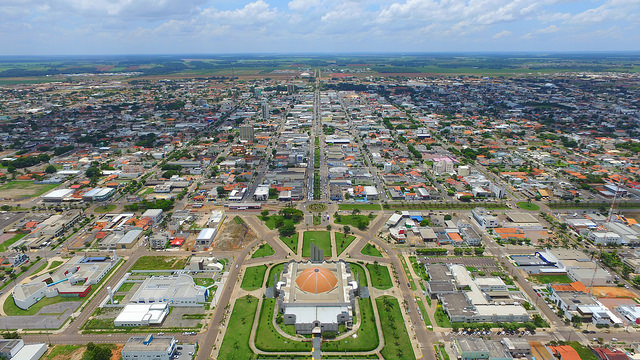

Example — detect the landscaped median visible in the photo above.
[218,295,259,359]
[376,296,415,360]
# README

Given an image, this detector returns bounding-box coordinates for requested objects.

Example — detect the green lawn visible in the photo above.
[266,263,285,287]
[302,231,331,258]
[532,274,573,284]
[334,214,373,229]
[256,299,311,352]
[409,256,428,280]
[366,263,393,290]
[31,260,49,275]
[348,262,368,286]
[44,345,82,360]
[416,298,432,330]
[241,265,267,291]
[398,255,416,290]
[194,277,216,287]
[118,282,135,292]
[0,233,26,252]
[130,256,187,270]
[279,234,298,254]
[434,305,452,328]
[263,215,294,230]
[322,298,378,351]
[516,202,540,211]
[568,341,598,360]
[4,293,82,316]
[361,243,383,257]
[338,204,382,211]
[377,296,415,360]
[94,204,116,213]
[218,295,258,360]
[335,233,356,256]
[251,243,275,258]
[0,181,59,198]
[47,260,64,270]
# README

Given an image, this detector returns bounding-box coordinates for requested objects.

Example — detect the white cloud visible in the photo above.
[493,30,511,39]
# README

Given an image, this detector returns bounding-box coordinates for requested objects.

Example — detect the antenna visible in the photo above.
[607,175,625,222]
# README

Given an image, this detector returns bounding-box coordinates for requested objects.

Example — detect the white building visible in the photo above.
[130,274,208,306]
[114,303,169,327]
[617,304,640,324]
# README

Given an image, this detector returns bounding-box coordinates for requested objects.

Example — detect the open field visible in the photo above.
[592,286,637,298]
[0,181,59,199]
[302,231,331,258]
[377,296,415,360]
[130,256,187,270]
[531,274,573,284]
[251,243,274,258]
[218,295,258,360]
[335,233,356,256]
[516,202,540,211]
[366,263,393,290]
[241,265,267,291]
[0,233,26,251]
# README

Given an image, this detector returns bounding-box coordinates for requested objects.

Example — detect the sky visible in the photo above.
[1,0,639,55]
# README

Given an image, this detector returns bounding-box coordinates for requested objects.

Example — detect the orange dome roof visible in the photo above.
[295,267,338,294]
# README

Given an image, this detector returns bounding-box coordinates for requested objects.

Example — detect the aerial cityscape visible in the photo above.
[1,2,640,360]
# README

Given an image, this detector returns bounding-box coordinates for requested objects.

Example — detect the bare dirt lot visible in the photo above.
[592,286,638,298]
[212,218,256,251]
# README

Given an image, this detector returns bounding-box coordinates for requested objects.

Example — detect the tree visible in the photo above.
[45,165,56,174]
[85,166,101,179]
[454,248,463,256]
[343,226,350,234]
[260,210,269,218]
[279,223,296,237]
[84,342,112,360]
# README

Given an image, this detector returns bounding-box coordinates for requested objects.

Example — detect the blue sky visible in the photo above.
[1,0,639,55]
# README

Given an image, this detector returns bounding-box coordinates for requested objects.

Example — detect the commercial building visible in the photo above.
[121,335,177,360]
[130,274,208,306]
[472,208,499,229]
[41,189,74,202]
[82,187,115,201]
[141,209,163,224]
[616,304,640,324]
[114,303,170,327]
[0,339,47,360]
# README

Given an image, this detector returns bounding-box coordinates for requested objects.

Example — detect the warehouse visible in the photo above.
[130,274,208,306]
[82,188,115,201]
[114,303,169,327]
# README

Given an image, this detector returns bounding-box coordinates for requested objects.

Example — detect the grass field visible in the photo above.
[531,274,573,284]
[44,345,82,360]
[335,233,356,256]
[348,262,369,286]
[334,214,373,229]
[118,282,135,292]
[568,341,598,360]
[251,243,275,258]
[516,202,540,211]
[409,256,429,281]
[366,263,393,290]
[47,260,64,270]
[0,181,59,199]
[218,295,258,360]
[279,234,298,254]
[0,233,26,252]
[361,243,383,257]
[130,256,187,270]
[94,204,117,213]
[377,296,415,360]
[416,298,432,330]
[338,204,382,211]
[398,255,416,290]
[434,305,452,328]
[266,263,285,287]
[256,299,311,352]
[302,231,331,258]
[241,265,267,291]
[322,298,378,351]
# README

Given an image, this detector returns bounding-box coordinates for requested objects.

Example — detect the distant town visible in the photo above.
[0,54,640,360]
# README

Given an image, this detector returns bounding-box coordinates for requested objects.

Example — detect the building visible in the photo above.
[501,338,531,357]
[121,335,177,360]
[472,208,499,228]
[433,159,454,175]
[253,185,270,201]
[114,303,170,327]
[616,304,640,324]
[239,125,254,142]
[141,209,163,224]
[149,232,170,250]
[196,228,217,248]
[12,255,118,310]
[130,274,208,306]
[82,187,115,201]
[273,255,364,335]
[0,339,47,360]
[41,188,74,202]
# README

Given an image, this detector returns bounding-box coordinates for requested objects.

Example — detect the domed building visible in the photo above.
[272,258,363,335]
